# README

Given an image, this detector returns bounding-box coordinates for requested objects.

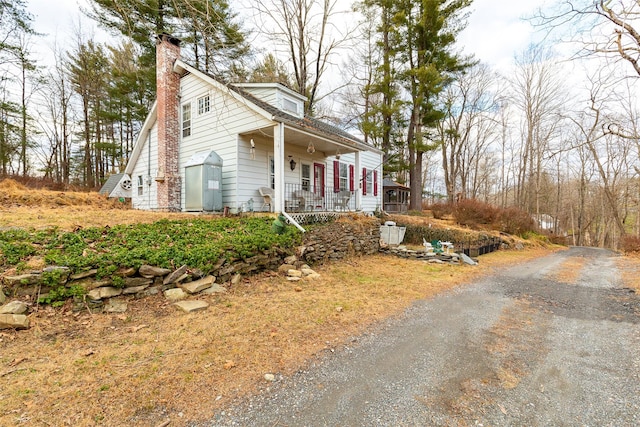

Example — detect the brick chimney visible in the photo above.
[156,34,182,211]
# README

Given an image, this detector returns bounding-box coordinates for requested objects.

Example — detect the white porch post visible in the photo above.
[274,123,285,212]
[354,151,362,210]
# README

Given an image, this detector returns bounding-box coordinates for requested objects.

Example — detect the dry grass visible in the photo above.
[0,249,554,427]
[0,178,210,230]
[545,257,588,284]
[616,254,640,292]
[0,183,558,426]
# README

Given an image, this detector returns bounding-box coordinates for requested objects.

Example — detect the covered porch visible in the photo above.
[240,122,370,215]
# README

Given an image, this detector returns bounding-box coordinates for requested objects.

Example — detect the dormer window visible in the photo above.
[282,97,299,115]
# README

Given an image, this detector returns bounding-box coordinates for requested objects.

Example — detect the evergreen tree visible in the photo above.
[85,0,249,81]
[362,0,473,209]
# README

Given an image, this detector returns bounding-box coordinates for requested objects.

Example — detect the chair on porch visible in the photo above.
[335,190,351,211]
[293,190,323,211]
[259,187,274,212]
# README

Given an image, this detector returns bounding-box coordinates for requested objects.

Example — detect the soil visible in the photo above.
[206,247,640,426]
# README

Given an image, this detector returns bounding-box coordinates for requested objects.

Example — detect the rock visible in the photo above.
[180,276,214,294]
[300,268,316,276]
[515,242,525,250]
[164,288,187,302]
[0,287,5,304]
[287,269,303,278]
[264,373,276,382]
[306,273,322,280]
[173,273,189,284]
[123,277,153,288]
[104,298,128,313]
[0,301,29,314]
[0,314,29,330]
[2,273,40,287]
[278,264,295,274]
[286,277,301,282]
[139,265,172,278]
[201,283,227,294]
[70,269,98,280]
[231,274,242,285]
[122,285,149,295]
[163,265,188,285]
[284,255,297,265]
[460,253,478,266]
[427,259,445,264]
[74,278,112,292]
[87,287,123,300]
[174,300,209,313]
[116,267,137,277]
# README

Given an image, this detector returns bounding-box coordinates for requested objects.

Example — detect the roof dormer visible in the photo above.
[232,82,307,118]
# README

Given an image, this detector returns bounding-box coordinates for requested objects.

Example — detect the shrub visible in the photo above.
[621,234,640,253]
[429,202,453,220]
[452,199,498,227]
[497,207,537,236]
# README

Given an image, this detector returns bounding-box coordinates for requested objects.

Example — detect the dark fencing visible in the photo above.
[456,237,502,257]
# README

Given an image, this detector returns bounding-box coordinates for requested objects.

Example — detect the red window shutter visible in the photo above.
[361,167,367,195]
[349,165,355,191]
[333,160,339,192]
[373,170,378,196]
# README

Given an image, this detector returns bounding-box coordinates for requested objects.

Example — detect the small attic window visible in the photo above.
[197,95,210,115]
[282,97,299,115]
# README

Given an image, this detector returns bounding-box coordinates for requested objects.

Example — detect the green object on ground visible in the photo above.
[272,214,287,234]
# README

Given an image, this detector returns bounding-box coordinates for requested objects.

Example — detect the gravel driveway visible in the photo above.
[200,247,640,426]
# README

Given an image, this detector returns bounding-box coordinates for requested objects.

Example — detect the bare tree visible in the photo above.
[248,0,354,115]
[509,45,567,215]
[438,62,502,202]
[537,1,640,78]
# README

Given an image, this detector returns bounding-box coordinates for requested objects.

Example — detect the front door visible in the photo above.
[314,163,325,198]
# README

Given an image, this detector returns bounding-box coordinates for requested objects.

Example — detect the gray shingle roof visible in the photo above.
[99,173,124,195]
[182,62,367,148]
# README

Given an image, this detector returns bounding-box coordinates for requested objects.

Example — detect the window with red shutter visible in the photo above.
[349,165,354,191]
[373,170,378,196]
[362,167,367,195]
[333,160,339,192]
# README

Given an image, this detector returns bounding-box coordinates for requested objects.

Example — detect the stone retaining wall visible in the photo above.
[0,218,382,319]
[298,218,380,265]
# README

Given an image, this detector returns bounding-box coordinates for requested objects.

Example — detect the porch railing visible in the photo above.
[284,183,355,212]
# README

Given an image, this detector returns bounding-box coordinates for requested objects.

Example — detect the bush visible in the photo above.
[428,202,453,220]
[497,207,536,236]
[452,199,498,227]
[621,234,640,253]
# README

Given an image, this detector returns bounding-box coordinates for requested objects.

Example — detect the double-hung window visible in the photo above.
[182,103,191,137]
[197,95,210,115]
[301,163,311,191]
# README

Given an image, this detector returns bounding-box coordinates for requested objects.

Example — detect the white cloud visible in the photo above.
[458,0,550,70]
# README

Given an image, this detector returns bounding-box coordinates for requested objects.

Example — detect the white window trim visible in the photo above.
[339,162,348,191]
[197,94,210,116]
[366,171,373,195]
[301,162,311,191]
[181,103,191,138]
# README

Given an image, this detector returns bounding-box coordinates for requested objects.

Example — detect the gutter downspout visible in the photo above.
[281,211,306,233]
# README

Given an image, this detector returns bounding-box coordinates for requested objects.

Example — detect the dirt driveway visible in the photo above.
[205,247,640,426]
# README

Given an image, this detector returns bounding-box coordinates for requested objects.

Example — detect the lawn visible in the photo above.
[0,181,569,426]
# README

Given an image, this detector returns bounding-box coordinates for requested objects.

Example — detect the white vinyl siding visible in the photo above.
[130,126,159,210]
[179,74,274,211]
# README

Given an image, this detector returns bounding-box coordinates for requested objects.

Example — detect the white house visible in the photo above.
[119,34,383,218]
